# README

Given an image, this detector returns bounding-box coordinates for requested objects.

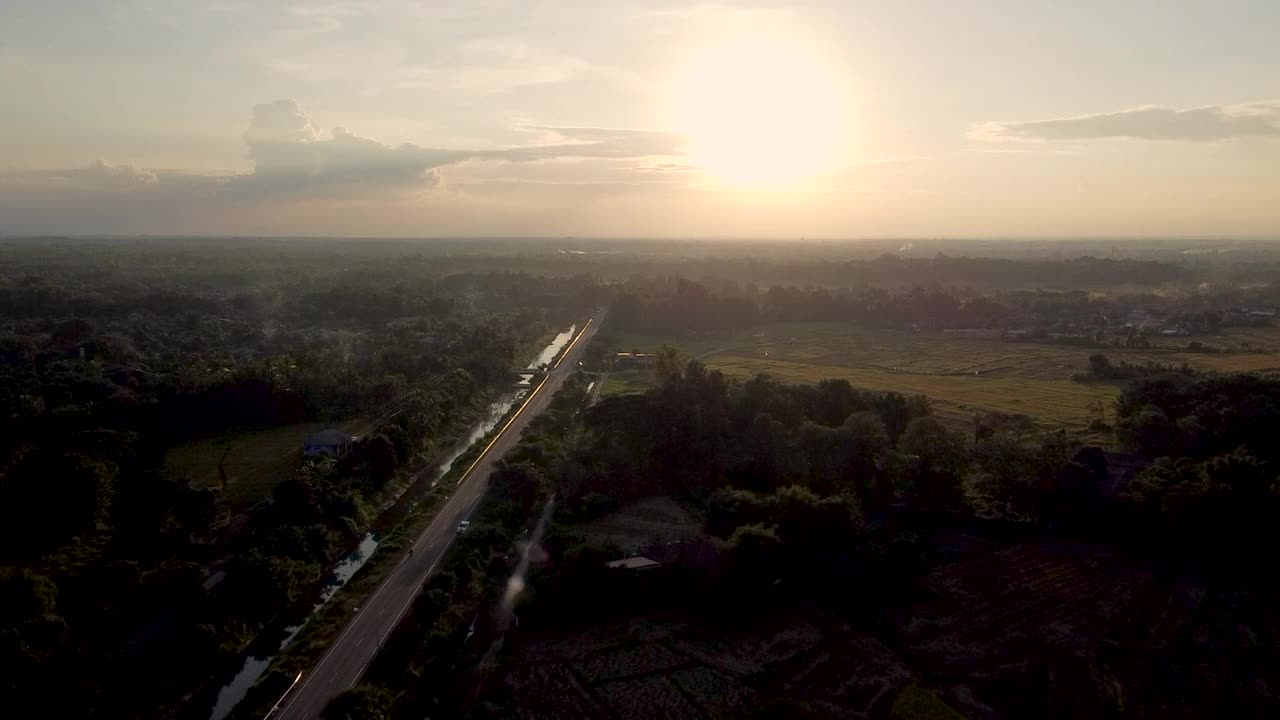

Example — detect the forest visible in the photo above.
[439,358,1280,718]
[3,237,1280,719]
[0,240,595,717]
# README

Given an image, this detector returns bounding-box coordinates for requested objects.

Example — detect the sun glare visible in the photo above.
[674,38,844,188]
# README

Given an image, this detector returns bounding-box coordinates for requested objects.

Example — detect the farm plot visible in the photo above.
[596,675,704,720]
[503,663,601,720]
[491,609,919,720]
[504,617,690,666]
[574,642,690,684]
[668,666,760,719]
[903,543,1151,675]
[164,422,327,509]
[673,616,825,677]
[769,636,913,716]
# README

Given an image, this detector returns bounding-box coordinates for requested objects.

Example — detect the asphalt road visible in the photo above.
[272,315,601,719]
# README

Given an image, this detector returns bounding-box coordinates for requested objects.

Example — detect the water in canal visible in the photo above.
[208,533,379,720]
[206,324,575,719]
[526,323,575,369]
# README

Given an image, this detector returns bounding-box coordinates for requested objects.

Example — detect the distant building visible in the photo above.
[604,556,661,572]
[614,352,656,369]
[303,429,354,458]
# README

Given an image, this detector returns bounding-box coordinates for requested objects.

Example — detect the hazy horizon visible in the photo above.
[3,1,1279,238]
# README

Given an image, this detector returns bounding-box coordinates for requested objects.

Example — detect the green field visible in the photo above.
[599,368,653,396]
[594,322,1280,430]
[164,422,328,508]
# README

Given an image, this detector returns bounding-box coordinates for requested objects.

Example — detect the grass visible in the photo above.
[600,369,653,397]
[575,496,704,553]
[890,686,967,720]
[164,422,329,509]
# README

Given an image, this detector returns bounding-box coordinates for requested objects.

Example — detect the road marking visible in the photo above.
[275,318,596,718]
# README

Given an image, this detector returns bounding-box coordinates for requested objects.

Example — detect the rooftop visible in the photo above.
[605,556,661,571]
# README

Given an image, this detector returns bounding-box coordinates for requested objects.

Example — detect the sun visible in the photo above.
[674,37,844,188]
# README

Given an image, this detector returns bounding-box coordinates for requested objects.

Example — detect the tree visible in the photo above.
[1086,399,1106,426]
[706,488,771,538]
[1123,448,1280,580]
[721,523,783,585]
[812,378,863,427]
[770,485,863,563]
[490,461,548,518]
[974,429,1075,521]
[1117,407,1186,459]
[899,417,968,513]
[874,392,912,442]
[654,344,683,385]
[1088,353,1113,379]
[0,569,58,626]
[842,411,890,500]
[363,434,399,485]
[323,685,395,720]
[0,450,118,558]
[797,422,847,494]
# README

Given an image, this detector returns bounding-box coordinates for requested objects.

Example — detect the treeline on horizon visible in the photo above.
[610,275,1278,336]
[3,235,1263,289]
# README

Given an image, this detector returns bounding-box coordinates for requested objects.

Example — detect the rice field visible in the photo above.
[595,322,1280,429]
[709,354,1122,427]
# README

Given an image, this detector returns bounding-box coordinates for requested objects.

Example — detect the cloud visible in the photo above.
[229,101,685,196]
[501,126,687,161]
[974,102,1280,142]
[230,100,468,195]
[1,160,160,191]
[74,160,160,186]
[0,99,691,229]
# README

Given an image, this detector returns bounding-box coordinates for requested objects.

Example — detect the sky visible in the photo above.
[2,0,1279,238]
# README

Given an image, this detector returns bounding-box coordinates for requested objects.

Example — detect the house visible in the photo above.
[605,556,662,572]
[640,537,721,571]
[614,352,656,369]
[303,429,355,458]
